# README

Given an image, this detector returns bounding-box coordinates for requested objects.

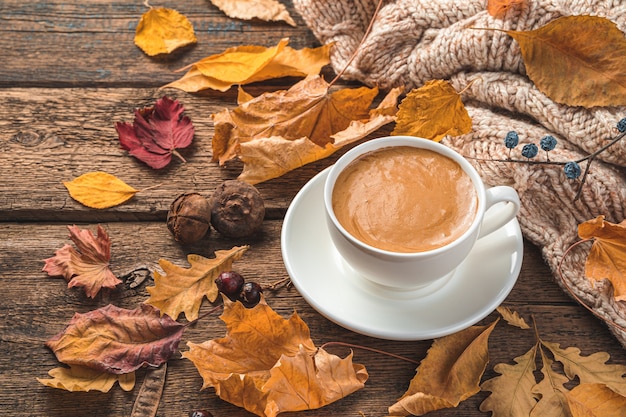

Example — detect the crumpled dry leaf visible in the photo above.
[42,225,120,298]
[38,364,135,392]
[391,79,472,142]
[389,320,498,416]
[486,0,526,18]
[184,297,368,417]
[496,306,531,329]
[46,304,184,374]
[503,15,626,107]
[210,0,295,27]
[145,246,249,321]
[566,383,626,417]
[64,171,138,209]
[578,215,626,301]
[134,7,197,56]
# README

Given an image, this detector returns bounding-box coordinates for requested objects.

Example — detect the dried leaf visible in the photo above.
[480,343,539,416]
[46,304,184,374]
[64,171,138,209]
[487,0,526,18]
[530,346,571,417]
[210,0,296,27]
[145,246,249,321]
[578,215,626,301]
[497,306,531,329]
[503,15,626,107]
[183,298,367,417]
[42,225,120,298]
[566,383,626,417]
[388,320,498,416]
[134,7,196,56]
[38,365,135,392]
[116,96,194,169]
[391,79,472,141]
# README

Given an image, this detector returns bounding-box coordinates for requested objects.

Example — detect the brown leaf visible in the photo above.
[130,364,167,417]
[503,15,626,107]
[578,215,626,301]
[134,7,196,56]
[63,171,138,209]
[497,306,531,329]
[530,346,571,417]
[391,79,472,141]
[566,383,626,417]
[389,320,498,416]
[183,298,367,417]
[145,246,249,321]
[38,364,135,392]
[42,225,120,298]
[46,304,184,374]
[210,0,296,27]
[487,0,526,18]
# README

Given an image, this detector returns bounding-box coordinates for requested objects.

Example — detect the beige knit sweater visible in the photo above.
[294,0,626,346]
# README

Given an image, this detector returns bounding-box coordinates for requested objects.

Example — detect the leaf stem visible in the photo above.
[172,149,187,163]
[186,304,223,327]
[139,183,163,193]
[320,341,420,365]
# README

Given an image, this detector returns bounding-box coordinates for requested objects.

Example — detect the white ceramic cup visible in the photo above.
[323,136,521,289]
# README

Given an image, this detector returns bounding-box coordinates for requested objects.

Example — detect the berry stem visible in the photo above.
[320,341,420,365]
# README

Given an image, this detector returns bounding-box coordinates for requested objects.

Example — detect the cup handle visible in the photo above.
[478,186,521,239]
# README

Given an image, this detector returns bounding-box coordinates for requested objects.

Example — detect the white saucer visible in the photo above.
[281,168,523,341]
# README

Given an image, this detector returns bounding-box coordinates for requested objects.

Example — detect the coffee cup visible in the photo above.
[323,136,521,289]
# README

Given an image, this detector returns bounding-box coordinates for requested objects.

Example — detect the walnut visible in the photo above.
[166,193,212,244]
[209,180,265,238]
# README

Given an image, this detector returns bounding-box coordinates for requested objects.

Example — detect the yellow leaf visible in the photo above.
[145,246,249,321]
[210,0,296,27]
[504,15,626,107]
[496,306,531,329]
[64,171,138,209]
[38,365,135,392]
[566,383,626,417]
[134,7,197,56]
[530,346,570,417]
[391,79,472,142]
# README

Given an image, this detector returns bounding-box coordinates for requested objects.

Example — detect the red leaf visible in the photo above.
[116,96,194,169]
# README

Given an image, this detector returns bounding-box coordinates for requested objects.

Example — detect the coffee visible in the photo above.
[331,146,478,253]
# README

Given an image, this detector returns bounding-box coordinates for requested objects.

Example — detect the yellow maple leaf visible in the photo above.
[145,246,249,321]
[210,0,296,27]
[391,79,472,142]
[38,365,135,392]
[64,171,138,209]
[566,383,626,417]
[134,7,197,56]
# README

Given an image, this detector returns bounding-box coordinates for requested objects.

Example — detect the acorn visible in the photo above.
[166,193,212,244]
[209,180,265,238]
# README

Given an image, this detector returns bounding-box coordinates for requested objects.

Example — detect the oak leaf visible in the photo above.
[42,224,120,298]
[164,38,331,93]
[183,298,368,417]
[210,0,296,27]
[388,320,498,416]
[487,0,526,18]
[38,365,135,392]
[566,383,626,417]
[497,306,531,329]
[577,215,626,301]
[64,171,138,209]
[116,96,194,169]
[530,346,571,417]
[391,79,472,141]
[503,15,626,107]
[134,7,197,56]
[145,246,249,321]
[46,304,184,374]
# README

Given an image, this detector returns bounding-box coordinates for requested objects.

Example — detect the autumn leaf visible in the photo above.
[38,365,135,392]
[486,0,525,18]
[183,298,368,417]
[497,306,531,329]
[64,171,139,209]
[566,383,626,417]
[116,96,194,169]
[134,7,196,56]
[391,79,472,141]
[46,304,184,374]
[577,215,626,301]
[502,15,626,107]
[42,225,120,298]
[530,345,571,417]
[210,0,296,27]
[164,38,331,93]
[145,246,249,321]
[388,320,498,416]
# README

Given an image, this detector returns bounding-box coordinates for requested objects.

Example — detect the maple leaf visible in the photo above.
[38,364,135,392]
[388,320,498,416]
[577,215,626,301]
[565,383,626,417]
[391,79,472,142]
[63,171,139,209]
[210,0,296,27]
[530,346,570,417]
[145,246,249,321]
[502,15,626,107]
[46,304,184,374]
[183,298,368,417]
[116,96,194,169]
[134,7,197,56]
[486,0,526,18]
[42,225,120,298]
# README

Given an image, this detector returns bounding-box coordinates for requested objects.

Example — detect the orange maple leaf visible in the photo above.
[42,225,120,298]
[578,215,626,301]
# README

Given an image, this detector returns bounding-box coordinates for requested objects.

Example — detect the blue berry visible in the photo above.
[540,135,557,151]
[504,131,519,149]
[564,161,582,179]
[521,143,538,159]
[618,118,626,133]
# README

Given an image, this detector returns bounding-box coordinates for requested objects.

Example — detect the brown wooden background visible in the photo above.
[1,1,625,416]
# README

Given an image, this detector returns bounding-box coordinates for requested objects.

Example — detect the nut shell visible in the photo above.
[167,193,212,244]
[209,180,265,238]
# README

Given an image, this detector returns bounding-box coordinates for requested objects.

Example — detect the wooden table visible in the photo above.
[1,1,625,416]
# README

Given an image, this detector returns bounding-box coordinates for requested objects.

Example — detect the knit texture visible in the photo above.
[294,0,626,345]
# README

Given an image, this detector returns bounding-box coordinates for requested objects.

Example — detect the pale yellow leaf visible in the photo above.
[64,171,138,209]
[38,365,135,392]
[210,0,296,27]
[497,306,531,329]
